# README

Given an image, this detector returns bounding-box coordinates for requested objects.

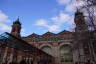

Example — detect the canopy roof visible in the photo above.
[0,32,53,60]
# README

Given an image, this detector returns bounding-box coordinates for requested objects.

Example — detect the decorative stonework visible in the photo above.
[22,30,74,64]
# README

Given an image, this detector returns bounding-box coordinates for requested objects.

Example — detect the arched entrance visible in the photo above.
[60,44,73,64]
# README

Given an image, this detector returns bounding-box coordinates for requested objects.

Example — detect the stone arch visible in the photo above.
[39,43,52,49]
[59,42,72,49]
[39,44,52,55]
[59,43,73,64]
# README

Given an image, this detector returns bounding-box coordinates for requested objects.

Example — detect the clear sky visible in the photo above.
[0,0,83,36]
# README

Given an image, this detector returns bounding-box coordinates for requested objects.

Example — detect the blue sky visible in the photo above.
[0,0,83,36]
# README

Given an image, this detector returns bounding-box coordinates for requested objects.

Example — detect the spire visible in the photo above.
[74,9,88,31]
[75,8,83,16]
[14,17,21,25]
[16,16,19,21]
[11,18,21,38]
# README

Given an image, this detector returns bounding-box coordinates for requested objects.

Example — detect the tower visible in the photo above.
[74,10,89,41]
[74,10,92,63]
[74,10,88,32]
[11,18,21,38]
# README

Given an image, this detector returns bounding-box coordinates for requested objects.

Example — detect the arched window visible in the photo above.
[41,46,52,55]
[60,44,73,64]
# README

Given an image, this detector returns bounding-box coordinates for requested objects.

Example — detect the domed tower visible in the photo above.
[11,18,21,38]
[74,10,92,62]
[74,10,88,32]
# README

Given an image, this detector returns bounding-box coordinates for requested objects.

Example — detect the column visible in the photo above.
[0,45,6,64]
[17,50,23,63]
[8,48,14,63]
[52,43,60,64]
[2,47,9,63]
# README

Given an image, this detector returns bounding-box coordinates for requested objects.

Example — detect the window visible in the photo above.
[60,44,73,64]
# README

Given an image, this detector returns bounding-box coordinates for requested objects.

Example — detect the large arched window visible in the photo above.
[60,44,73,64]
[41,46,52,55]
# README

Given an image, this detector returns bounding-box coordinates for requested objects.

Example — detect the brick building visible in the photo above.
[22,11,96,64]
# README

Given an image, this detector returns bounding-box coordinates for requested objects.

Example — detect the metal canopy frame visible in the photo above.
[0,32,53,59]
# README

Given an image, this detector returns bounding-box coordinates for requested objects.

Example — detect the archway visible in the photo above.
[60,44,73,64]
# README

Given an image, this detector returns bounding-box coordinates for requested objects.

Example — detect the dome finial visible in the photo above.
[13,16,21,25]
[75,8,83,16]
[17,16,20,21]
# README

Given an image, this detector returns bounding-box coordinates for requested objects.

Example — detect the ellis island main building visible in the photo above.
[0,11,96,64]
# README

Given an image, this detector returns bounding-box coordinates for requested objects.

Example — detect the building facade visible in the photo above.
[23,30,74,64]
[9,11,96,64]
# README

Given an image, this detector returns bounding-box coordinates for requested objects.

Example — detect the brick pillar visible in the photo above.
[8,48,14,63]
[2,47,9,63]
[17,50,23,63]
[0,45,6,64]
[6,47,12,64]
[52,43,60,64]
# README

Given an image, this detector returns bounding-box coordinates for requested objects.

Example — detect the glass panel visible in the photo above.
[0,32,32,53]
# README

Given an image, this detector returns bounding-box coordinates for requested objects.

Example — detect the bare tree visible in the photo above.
[76,0,96,30]
[74,1,96,64]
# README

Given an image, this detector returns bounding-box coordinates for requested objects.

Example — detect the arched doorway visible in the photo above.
[41,46,52,55]
[60,44,73,64]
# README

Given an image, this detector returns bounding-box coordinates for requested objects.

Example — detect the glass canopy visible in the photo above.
[0,32,52,58]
